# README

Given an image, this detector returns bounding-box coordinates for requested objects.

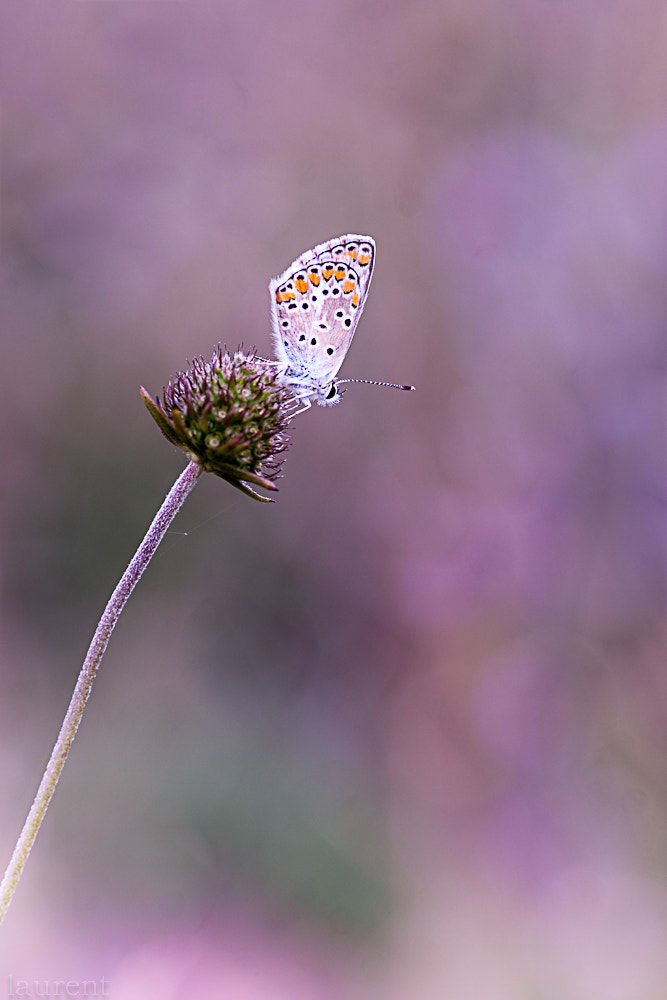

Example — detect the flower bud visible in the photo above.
[141,347,294,502]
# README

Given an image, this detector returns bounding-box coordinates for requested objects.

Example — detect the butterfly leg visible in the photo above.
[287,392,312,417]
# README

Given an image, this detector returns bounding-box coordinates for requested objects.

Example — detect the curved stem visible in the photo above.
[0,460,204,924]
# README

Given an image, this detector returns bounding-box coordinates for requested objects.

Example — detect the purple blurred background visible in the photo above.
[1,2,665,996]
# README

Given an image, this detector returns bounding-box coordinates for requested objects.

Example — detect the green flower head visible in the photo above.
[141,346,295,502]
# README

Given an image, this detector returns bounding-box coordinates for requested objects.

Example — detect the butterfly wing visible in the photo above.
[269,234,375,398]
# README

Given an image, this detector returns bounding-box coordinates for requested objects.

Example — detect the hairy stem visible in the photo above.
[0,460,204,923]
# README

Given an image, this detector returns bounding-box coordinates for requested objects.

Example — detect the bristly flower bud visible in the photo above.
[141,346,295,502]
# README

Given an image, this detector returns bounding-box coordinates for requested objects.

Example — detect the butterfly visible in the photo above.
[269,234,414,413]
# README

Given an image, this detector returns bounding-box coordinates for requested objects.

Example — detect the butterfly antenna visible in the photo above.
[337,378,415,392]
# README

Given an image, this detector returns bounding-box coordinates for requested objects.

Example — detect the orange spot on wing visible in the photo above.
[352,291,360,308]
[309,272,321,286]
[358,251,371,266]
[322,264,335,279]
[334,265,346,281]
[343,278,356,294]
[295,277,308,293]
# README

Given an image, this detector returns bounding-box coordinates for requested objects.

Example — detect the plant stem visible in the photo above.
[0,459,204,924]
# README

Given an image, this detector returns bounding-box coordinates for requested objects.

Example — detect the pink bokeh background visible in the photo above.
[1,2,664,997]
